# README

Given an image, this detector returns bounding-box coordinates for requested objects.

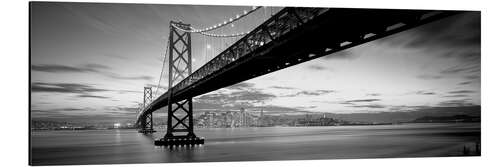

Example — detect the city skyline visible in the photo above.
[30,3,480,124]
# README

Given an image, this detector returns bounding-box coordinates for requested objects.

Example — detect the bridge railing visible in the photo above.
[171,7,329,94]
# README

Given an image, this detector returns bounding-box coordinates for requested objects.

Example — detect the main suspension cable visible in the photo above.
[174,6,261,33]
[170,6,262,37]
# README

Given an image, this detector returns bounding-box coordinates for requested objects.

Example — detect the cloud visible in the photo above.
[378,13,479,50]
[31,107,90,115]
[416,74,443,80]
[41,108,86,112]
[338,99,382,106]
[269,86,296,90]
[32,82,109,93]
[83,63,110,70]
[193,92,314,115]
[193,100,230,110]
[415,90,436,95]
[376,13,481,85]
[107,106,140,113]
[31,64,99,73]
[192,82,325,114]
[283,90,335,97]
[32,82,142,96]
[347,104,386,109]
[337,98,385,108]
[196,90,276,105]
[32,64,106,73]
[145,83,169,92]
[387,105,431,112]
[406,13,479,49]
[322,50,357,60]
[387,13,480,86]
[195,93,228,105]
[195,82,277,110]
[375,12,480,80]
[443,94,469,98]
[441,63,480,75]
[448,90,475,94]
[438,99,476,107]
[191,104,314,115]
[296,106,318,109]
[105,74,153,80]
[32,64,153,81]
[117,90,143,94]
[344,99,381,103]
[464,75,480,80]
[32,82,113,100]
[458,81,472,85]
[225,82,256,91]
[231,91,276,102]
[307,65,327,71]
[311,100,336,104]
[257,105,313,114]
[366,93,381,97]
[78,94,110,99]
[195,83,334,110]
[453,51,481,63]
[60,3,161,45]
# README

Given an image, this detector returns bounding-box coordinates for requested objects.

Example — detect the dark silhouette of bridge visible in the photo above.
[135,7,460,146]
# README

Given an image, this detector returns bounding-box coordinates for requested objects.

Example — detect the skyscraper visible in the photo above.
[259,108,264,126]
[240,108,246,127]
[260,108,264,118]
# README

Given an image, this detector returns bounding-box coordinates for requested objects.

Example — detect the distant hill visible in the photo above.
[412,114,480,123]
[325,105,481,123]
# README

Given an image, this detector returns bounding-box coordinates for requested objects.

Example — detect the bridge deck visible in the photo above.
[139,7,460,119]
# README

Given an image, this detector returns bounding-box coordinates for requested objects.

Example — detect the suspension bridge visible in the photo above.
[134,6,461,146]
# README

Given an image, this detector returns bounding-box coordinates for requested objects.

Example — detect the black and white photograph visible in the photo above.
[23,0,489,166]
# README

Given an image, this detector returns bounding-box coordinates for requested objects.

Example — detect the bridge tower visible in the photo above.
[139,87,156,133]
[154,21,204,146]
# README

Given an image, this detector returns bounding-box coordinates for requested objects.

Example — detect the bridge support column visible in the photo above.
[155,21,203,146]
[139,87,156,133]
[139,112,155,133]
[155,97,204,146]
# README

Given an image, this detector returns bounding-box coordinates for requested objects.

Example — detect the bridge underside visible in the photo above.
[139,8,460,124]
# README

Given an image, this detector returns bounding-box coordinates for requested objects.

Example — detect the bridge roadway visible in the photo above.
[138,7,460,120]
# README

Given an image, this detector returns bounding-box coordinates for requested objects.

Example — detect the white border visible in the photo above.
[1,0,498,167]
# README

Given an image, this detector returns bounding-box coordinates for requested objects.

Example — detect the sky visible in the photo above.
[30,2,480,123]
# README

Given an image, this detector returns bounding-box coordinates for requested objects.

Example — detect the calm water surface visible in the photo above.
[30,123,480,165]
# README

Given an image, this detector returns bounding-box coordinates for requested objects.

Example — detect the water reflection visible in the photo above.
[139,132,155,140]
[31,123,480,165]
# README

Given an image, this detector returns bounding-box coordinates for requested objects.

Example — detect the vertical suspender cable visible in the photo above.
[155,39,169,99]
